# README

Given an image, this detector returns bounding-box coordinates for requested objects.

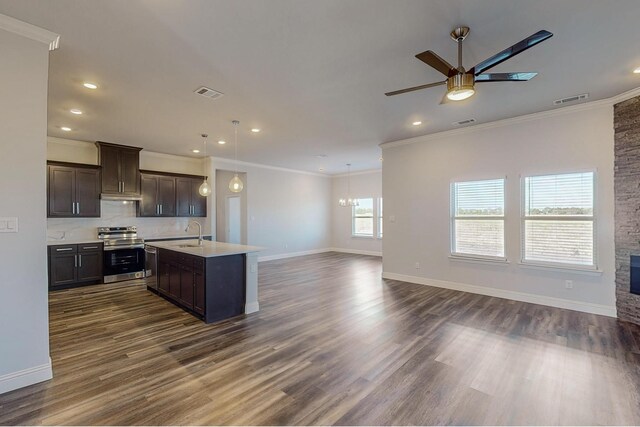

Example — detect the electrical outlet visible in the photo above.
[415,262,420,269]
[284,243,288,249]
[250,264,257,273]
[0,217,17,233]
[565,280,573,289]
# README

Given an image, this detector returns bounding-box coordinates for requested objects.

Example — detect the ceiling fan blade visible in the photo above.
[385,80,446,96]
[472,30,553,75]
[415,50,455,76]
[475,72,538,82]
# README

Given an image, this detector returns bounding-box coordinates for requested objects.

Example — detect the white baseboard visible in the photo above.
[382,272,617,318]
[258,248,332,262]
[0,358,52,395]
[330,247,382,257]
[245,301,259,314]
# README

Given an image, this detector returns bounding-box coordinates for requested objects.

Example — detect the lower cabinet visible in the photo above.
[49,243,104,290]
[156,249,244,323]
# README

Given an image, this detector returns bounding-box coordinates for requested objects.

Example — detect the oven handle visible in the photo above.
[104,245,145,251]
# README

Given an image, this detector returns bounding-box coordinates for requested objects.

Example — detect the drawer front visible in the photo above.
[50,244,77,254]
[79,243,104,253]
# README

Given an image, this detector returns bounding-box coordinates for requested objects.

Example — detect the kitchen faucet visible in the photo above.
[185,220,203,246]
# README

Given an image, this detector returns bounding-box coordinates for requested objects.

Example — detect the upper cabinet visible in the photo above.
[176,177,207,217]
[138,172,177,217]
[47,162,101,218]
[96,142,142,198]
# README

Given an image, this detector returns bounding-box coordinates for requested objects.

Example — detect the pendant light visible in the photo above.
[338,163,359,207]
[198,134,212,196]
[229,120,244,193]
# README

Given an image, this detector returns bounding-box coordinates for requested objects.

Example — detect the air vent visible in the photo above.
[452,118,477,126]
[553,93,589,106]
[194,86,224,100]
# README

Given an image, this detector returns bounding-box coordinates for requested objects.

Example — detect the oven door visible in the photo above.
[103,247,146,282]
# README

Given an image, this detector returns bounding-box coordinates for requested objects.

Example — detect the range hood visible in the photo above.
[100,193,142,201]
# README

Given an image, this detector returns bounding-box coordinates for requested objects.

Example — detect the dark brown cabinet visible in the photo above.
[156,248,244,323]
[138,173,176,217]
[48,162,101,218]
[49,243,104,290]
[176,177,207,217]
[96,142,142,197]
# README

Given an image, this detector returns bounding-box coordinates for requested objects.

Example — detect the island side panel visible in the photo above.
[204,254,246,323]
[245,253,259,314]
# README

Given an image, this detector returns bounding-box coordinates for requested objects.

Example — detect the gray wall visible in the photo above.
[0,27,52,391]
[381,104,616,316]
[216,170,247,244]
[614,95,640,325]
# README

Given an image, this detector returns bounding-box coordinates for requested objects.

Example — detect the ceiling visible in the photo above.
[1,0,640,174]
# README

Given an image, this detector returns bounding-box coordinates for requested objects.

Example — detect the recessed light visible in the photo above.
[70,109,83,115]
[251,128,260,133]
[218,140,226,145]
[412,121,422,126]
[83,82,98,89]
[192,149,200,153]
[634,67,640,74]
[61,126,72,131]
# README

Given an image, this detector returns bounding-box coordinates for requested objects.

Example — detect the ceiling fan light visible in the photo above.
[446,73,475,101]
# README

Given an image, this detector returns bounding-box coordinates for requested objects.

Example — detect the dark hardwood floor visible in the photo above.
[1,252,640,425]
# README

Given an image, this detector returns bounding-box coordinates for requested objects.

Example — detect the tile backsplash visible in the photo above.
[47,201,211,242]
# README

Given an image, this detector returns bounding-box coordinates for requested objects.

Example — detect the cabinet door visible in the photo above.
[139,174,159,217]
[179,265,194,309]
[75,168,101,217]
[168,261,181,299]
[120,149,140,195]
[100,145,121,193]
[176,178,193,217]
[48,165,75,217]
[193,267,205,315]
[49,247,78,288]
[77,251,103,282]
[158,259,170,294]
[158,176,176,217]
[191,179,207,217]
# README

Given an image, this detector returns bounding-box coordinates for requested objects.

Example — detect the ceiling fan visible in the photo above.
[385,27,553,102]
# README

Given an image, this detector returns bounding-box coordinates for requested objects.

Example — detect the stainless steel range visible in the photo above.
[98,226,146,283]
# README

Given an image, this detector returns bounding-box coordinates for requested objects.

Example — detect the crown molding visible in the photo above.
[210,156,330,178]
[0,14,59,50]
[332,168,382,178]
[381,86,640,150]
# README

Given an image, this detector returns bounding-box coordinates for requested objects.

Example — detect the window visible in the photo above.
[522,172,595,268]
[352,198,374,237]
[378,197,383,238]
[451,178,505,259]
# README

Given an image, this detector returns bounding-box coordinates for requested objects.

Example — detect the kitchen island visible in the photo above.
[145,240,262,323]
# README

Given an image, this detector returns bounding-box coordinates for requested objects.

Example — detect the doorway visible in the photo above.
[226,196,241,244]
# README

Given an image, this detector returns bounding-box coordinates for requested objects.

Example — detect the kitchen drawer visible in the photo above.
[78,243,103,253]
[50,244,77,254]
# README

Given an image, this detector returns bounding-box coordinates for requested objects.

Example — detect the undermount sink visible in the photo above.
[176,244,203,248]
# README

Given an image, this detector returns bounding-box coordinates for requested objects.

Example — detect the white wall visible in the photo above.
[208,158,332,260]
[215,170,247,244]
[46,137,211,241]
[331,170,382,255]
[381,104,616,316]
[0,24,54,393]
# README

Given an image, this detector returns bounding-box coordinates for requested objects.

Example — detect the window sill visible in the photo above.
[518,262,603,276]
[448,255,509,266]
[351,235,375,239]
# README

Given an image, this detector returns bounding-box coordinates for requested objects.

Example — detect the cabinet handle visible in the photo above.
[78,254,82,268]
[76,202,80,215]
[72,203,76,215]
[83,246,98,250]
[156,204,159,215]
[56,248,74,252]
[160,205,163,215]
[74,254,78,267]
[122,182,125,193]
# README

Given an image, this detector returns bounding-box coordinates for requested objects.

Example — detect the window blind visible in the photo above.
[452,179,505,258]
[523,172,595,267]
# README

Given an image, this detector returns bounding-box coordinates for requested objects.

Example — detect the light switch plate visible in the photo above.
[0,217,18,233]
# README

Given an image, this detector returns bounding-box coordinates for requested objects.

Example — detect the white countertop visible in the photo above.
[47,238,103,246]
[146,239,263,258]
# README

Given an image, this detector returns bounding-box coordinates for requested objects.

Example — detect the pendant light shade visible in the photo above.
[229,174,244,193]
[198,134,211,197]
[229,120,244,193]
